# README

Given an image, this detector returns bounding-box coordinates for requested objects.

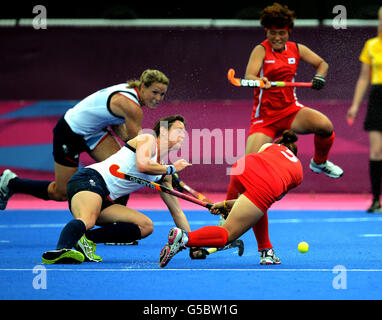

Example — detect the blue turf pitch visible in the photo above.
[0,208,382,300]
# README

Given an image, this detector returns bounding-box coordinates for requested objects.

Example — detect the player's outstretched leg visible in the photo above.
[159,227,188,268]
[0,169,17,210]
[310,132,343,178]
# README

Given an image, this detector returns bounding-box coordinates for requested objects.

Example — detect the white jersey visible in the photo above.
[64,83,141,137]
[87,143,163,200]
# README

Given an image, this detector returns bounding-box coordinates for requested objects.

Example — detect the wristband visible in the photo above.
[223,200,228,210]
[165,165,176,175]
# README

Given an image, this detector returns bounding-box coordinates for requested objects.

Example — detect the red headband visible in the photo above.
[265,26,291,31]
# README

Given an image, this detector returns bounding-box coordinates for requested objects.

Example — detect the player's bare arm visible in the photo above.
[159,176,192,232]
[245,45,271,88]
[298,44,328,77]
[110,123,129,143]
[348,62,371,120]
[133,134,190,175]
[110,94,144,140]
[134,134,166,175]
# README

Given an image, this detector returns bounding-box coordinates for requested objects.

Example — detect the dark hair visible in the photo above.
[260,3,295,30]
[153,114,185,136]
[275,130,298,155]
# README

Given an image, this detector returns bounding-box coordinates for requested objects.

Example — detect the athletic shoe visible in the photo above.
[75,235,102,262]
[367,200,382,213]
[42,249,85,264]
[309,159,344,179]
[159,227,188,268]
[260,249,281,265]
[0,169,17,210]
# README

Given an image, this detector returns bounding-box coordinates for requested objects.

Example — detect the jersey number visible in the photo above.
[281,149,298,162]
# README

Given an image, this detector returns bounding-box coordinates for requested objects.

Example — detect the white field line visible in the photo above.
[1,216,382,229]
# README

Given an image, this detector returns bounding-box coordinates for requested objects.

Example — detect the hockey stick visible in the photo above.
[172,173,213,203]
[109,164,215,211]
[172,173,229,219]
[171,173,244,257]
[227,68,312,88]
[207,239,244,256]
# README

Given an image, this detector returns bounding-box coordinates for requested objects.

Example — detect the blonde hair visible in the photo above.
[127,69,169,89]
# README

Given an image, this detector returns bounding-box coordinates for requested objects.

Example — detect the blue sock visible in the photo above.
[8,177,51,200]
[56,219,86,250]
[86,222,141,243]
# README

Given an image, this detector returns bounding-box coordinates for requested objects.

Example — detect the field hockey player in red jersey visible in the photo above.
[226,2,343,265]
[244,3,342,178]
[159,130,303,268]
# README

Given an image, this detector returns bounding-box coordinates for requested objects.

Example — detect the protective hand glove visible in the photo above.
[189,247,210,259]
[312,75,326,90]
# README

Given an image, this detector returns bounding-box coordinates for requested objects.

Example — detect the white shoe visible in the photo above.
[260,249,281,265]
[309,159,343,179]
[0,169,17,210]
[159,227,188,268]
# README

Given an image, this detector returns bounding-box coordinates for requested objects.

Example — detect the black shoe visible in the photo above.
[367,200,381,213]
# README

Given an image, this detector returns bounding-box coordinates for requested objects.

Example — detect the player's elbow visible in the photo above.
[319,59,329,72]
[136,161,150,174]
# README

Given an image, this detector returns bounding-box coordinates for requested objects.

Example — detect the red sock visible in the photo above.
[313,131,335,164]
[252,211,272,251]
[187,226,228,248]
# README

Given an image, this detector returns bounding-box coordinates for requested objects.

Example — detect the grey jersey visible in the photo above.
[64,84,141,137]
[87,142,163,200]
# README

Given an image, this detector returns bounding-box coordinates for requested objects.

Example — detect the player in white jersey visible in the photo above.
[42,115,192,264]
[0,70,169,210]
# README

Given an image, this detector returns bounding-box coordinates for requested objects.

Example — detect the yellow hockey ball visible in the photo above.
[298,241,309,253]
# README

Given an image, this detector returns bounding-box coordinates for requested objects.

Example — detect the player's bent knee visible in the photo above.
[317,121,334,136]
[48,182,68,201]
[55,192,68,201]
[139,218,154,238]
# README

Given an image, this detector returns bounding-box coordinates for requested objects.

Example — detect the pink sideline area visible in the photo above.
[5,193,372,211]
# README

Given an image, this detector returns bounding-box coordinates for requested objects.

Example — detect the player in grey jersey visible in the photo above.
[0,70,169,209]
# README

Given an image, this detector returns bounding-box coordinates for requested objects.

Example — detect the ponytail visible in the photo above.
[275,130,298,155]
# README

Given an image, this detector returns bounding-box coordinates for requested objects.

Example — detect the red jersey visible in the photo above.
[231,144,303,212]
[252,40,301,121]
